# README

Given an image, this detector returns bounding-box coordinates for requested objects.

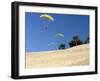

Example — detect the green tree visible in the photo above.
[58,43,66,50]
[69,35,83,47]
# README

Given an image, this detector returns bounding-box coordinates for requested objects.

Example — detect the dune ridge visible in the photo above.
[26,44,89,68]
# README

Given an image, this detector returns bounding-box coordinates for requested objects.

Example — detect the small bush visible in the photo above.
[58,43,66,50]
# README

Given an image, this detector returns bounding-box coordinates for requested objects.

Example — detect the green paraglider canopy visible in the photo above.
[54,33,64,37]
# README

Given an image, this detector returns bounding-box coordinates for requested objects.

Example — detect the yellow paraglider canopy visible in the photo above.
[40,14,54,21]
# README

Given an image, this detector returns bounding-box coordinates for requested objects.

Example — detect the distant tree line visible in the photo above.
[58,35,89,50]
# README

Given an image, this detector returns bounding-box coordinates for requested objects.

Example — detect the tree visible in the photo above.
[58,43,66,50]
[69,35,83,47]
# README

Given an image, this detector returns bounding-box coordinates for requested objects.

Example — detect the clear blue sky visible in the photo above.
[25,12,89,52]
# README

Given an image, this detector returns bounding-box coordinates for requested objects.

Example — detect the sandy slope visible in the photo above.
[26,44,89,68]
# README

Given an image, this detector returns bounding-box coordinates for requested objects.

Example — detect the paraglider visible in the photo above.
[48,42,55,46]
[54,33,64,44]
[40,14,54,30]
[40,14,54,21]
[54,33,64,37]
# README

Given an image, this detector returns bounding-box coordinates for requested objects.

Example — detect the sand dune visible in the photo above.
[26,44,89,68]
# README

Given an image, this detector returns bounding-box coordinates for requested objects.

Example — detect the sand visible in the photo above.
[26,44,89,68]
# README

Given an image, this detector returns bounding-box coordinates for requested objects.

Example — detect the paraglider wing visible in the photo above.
[48,42,55,46]
[55,33,64,37]
[40,14,54,21]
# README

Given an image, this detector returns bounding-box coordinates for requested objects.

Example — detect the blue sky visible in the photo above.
[25,12,89,52]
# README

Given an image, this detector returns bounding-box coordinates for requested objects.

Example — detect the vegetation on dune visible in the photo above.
[58,35,89,50]
[69,35,83,47]
[58,43,66,50]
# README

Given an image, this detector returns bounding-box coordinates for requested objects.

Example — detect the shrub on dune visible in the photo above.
[58,43,66,50]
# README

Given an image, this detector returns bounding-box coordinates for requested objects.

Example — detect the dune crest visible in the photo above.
[26,44,89,68]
